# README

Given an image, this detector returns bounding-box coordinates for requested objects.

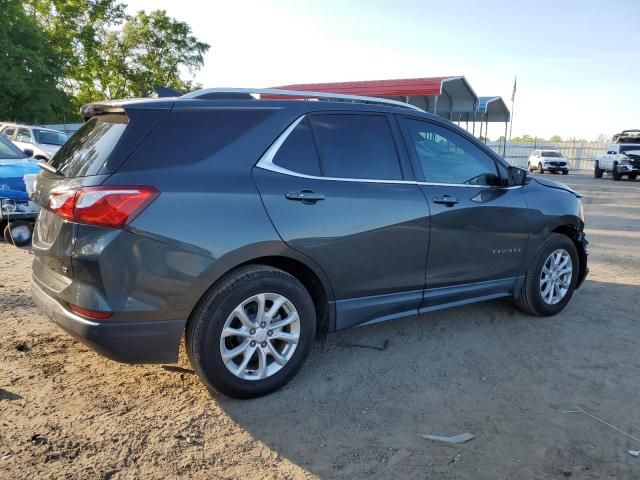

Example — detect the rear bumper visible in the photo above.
[32,280,185,364]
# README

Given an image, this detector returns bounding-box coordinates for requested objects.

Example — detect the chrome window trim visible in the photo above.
[255,115,522,190]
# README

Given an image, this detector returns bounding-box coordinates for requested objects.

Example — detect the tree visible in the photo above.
[549,135,562,142]
[512,134,535,143]
[25,0,126,107]
[0,0,73,122]
[82,10,210,102]
[21,1,210,116]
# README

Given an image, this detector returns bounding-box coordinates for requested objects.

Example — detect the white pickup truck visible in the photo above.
[594,130,640,181]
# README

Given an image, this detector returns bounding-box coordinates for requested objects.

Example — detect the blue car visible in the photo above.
[0,134,40,245]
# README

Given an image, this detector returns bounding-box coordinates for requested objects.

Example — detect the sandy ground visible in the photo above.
[1,173,639,479]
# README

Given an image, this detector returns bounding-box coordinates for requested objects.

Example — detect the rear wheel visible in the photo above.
[538,163,544,174]
[3,221,33,247]
[628,173,637,181]
[594,161,603,178]
[186,265,316,398]
[612,162,622,181]
[562,170,569,175]
[514,233,579,316]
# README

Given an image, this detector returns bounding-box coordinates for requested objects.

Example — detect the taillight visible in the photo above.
[48,186,159,228]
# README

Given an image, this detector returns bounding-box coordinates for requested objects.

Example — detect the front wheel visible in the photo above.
[594,161,603,178]
[612,162,622,181]
[538,163,544,174]
[562,170,569,175]
[628,173,638,181]
[514,233,579,316]
[186,265,316,398]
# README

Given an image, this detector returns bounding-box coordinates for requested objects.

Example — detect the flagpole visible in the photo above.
[508,76,516,141]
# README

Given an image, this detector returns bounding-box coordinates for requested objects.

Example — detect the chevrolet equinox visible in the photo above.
[31,89,588,398]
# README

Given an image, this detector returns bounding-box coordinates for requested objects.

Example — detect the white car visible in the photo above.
[0,124,67,161]
[527,149,569,175]
[594,130,640,181]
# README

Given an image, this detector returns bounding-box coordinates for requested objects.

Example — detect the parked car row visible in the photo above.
[0,123,68,161]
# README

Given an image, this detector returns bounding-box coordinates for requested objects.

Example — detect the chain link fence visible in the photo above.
[486,141,608,171]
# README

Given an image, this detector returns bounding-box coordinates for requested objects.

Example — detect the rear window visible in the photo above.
[49,114,127,177]
[541,151,562,157]
[34,129,67,146]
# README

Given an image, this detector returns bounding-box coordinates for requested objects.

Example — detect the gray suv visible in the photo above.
[31,89,588,398]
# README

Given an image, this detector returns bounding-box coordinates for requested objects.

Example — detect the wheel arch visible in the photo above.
[552,225,588,289]
[187,244,336,336]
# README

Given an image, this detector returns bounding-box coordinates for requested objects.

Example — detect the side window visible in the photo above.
[400,118,500,186]
[272,118,322,176]
[16,128,32,143]
[2,127,16,138]
[310,114,402,180]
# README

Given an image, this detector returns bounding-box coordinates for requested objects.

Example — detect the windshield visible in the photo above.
[33,129,68,146]
[620,145,640,154]
[0,135,27,159]
[541,151,563,157]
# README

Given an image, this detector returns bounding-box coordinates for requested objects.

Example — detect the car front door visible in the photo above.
[253,112,430,330]
[398,116,529,310]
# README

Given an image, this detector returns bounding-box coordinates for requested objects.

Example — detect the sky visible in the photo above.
[126,0,640,140]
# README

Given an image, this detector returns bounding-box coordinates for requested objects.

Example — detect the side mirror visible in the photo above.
[23,148,34,158]
[507,166,531,186]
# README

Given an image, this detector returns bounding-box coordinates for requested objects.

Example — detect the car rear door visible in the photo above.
[13,127,33,152]
[253,112,430,330]
[398,116,529,309]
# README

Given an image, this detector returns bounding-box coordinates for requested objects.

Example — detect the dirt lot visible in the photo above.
[1,174,639,479]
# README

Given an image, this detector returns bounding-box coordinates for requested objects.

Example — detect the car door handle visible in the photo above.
[285,190,326,203]
[432,195,459,206]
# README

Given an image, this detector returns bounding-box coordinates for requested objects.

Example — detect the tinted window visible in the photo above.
[121,108,273,171]
[272,118,321,176]
[49,114,127,177]
[401,118,499,185]
[310,114,402,180]
[541,151,562,157]
[0,135,26,159]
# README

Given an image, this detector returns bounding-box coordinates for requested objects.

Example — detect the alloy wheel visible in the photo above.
[219,293,300,381]
[539,249,573,305]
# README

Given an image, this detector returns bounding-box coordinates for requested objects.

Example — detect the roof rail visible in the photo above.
[181,88,425,112]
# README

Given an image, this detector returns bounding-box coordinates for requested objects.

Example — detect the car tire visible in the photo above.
[514,233,579,317]
[3,221,33,247]
[612,162,622,181]
[594,161,603,178]
[538,163,544,174]
[185,265,316,398]
[628,173,637,181]
[562,170,569,175]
